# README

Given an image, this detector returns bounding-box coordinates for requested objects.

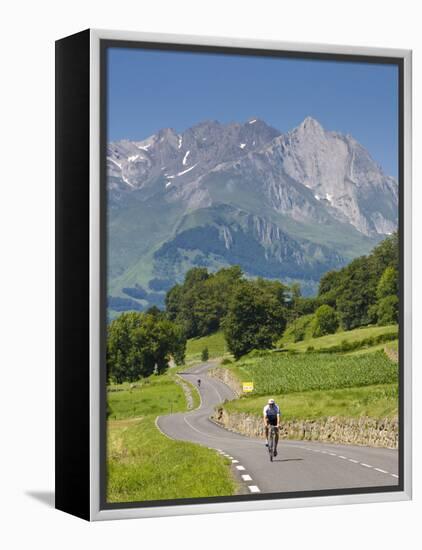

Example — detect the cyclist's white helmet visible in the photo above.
[268,399,275,404]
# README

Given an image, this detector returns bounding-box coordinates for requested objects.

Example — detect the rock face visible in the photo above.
[106,117,398,313]
[214,409,398,449]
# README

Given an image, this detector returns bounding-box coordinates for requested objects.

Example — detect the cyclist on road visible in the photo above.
[263,398,281,456]
[197,379,201,388]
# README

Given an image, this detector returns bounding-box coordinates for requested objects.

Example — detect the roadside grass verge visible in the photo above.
[281,324,398,353]
[225,350,397,395]
[224,384,398,421]
[186,331,230,361]
[108,416,235,502]
[107,367,236,502]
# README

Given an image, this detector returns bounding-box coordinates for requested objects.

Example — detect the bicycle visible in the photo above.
[267,425,278,462]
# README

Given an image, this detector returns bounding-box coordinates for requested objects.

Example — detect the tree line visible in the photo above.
[107,233,399,380]
[286,233,399,342]
[107,308,186,384]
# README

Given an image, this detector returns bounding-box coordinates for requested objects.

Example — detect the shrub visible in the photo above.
[201,347,209,362]
[221,358,232,365]
[377,295,399,326]
[312,305,339,337]
[377,267,398,300]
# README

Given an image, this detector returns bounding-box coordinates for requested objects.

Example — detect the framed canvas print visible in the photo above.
[55,29,412,521]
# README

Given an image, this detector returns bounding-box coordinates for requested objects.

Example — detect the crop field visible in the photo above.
[228,350,398,395]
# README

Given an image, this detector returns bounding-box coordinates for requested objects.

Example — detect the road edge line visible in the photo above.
[155,416,176,441]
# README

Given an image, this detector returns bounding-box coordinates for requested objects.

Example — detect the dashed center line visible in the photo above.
[295,445,398,480]
[218,455,261,493]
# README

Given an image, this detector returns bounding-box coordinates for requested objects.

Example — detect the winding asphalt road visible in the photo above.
[157,363,399,495]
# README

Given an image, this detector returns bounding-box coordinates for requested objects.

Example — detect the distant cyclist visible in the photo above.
[197,379,201,388]
[263,399,281,456]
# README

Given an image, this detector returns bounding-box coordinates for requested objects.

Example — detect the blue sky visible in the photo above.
[107,47,399,178]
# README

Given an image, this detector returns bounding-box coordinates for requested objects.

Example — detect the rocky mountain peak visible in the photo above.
[298,116,324,133]
[107,116,397,238]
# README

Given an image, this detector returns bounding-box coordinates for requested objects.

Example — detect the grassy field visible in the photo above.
[108,417,235,502]
[186,331,229,361]
[226,350,397,395]
[225,384,398,420]
[281,324,398,352]
[107,368,236,502]
[386,340,398,352]
[107,370,187,420]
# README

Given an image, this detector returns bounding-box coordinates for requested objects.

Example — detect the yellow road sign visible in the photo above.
[243,381,254,393]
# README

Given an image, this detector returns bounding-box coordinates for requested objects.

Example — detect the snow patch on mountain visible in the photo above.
[182,150,190,165]
[178,163,198,176]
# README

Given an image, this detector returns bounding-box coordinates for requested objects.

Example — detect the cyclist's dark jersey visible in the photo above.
[263,404,280,426]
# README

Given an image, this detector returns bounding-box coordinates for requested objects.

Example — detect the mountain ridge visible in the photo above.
[106,117,398,315]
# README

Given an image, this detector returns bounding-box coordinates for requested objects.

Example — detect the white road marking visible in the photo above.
[294,444,394,479]
[207,378,224,402]
[182,416,247,442]
[169,369,398,489]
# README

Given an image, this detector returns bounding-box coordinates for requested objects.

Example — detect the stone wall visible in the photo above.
[213,409,398,449]
[208,366,242,397]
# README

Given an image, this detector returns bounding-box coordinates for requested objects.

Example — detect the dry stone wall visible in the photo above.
[213,409,398,449]
[208,366,242,397]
